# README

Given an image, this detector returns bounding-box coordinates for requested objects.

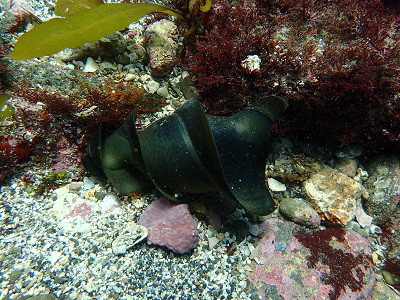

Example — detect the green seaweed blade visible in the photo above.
[11,3,181,60]
[0,95,15,122]
[55,0,104,17]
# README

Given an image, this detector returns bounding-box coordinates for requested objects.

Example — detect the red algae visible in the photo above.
[294,228,372,299]
[185,0,400,148]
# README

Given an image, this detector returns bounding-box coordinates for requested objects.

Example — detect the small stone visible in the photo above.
[279,197,320,228]
[145,80,160,94]
[111,223,148,255]
[335,145,364,158]
[8,269,22,284]
[382,270,396,285]
[267,178,286,192]
[241,55,261,73]
[83,57,99,73]
[68,182,83,192]
[83,177,96,189]
[217,233,225,241]
[94,190,106,201]
[208,237,220,249]
[124,73,136,81]
[114,54,130,65]
[156,86,169,97]
[100,194,120,215]
[335,158,358,178]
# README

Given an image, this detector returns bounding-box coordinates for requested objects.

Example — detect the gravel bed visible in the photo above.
[0,169,259,299]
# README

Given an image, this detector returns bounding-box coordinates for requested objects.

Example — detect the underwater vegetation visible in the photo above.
[84,96,287,215]
[0,95,15,122]
[185,0,400,148]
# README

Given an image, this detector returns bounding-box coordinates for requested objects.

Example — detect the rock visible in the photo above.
[279,197,321,228]
[267,178,286,192]
[51,188,99,233]
[111,223,148,255]
[156,86,169,98]
[144,80,160,94]
[8,269,22,284]
[267,153,322,182]
[241,54,261,73]
[138,197,199,254]
[248,219,375,300]
[379,208,400,291]
[335,145,364,159]
[144,19,179,77]
[363,155,400,224]
[371,281,400,300]
[68,181,83,192]
[114,54,130,65]
[100,194,121,215]
[82,57,99,73]
[335,158,358,178]
[26,295,56,300]
[303,168,368,226]
[208,236,220,249]
[58,32,127,61]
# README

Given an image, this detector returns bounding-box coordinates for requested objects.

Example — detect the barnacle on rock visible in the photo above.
[83,97,287,215]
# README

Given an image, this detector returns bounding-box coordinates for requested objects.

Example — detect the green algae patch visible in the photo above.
[0,95,15,122]
[54,0,104,17]
[11,3,182,60]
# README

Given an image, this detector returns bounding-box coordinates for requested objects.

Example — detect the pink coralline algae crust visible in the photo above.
[248,219,375,300]
[138,197,199,254]
[67,202,93,221]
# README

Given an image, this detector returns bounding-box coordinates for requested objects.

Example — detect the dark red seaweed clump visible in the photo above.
[185,0,400,149]
[294,228,371,299]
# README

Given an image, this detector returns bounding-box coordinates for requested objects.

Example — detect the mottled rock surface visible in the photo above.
[279,197,320,228]
[371,281,400,300]
[144,19,179,77]
[249,219,375,300]
[138,197,199,254]
[364,155,400,224]
[335,157,358,178]
[379,207,400,292]
[58,32,127,62]
[303,168,368,226]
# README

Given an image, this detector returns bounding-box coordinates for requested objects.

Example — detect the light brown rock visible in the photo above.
[303,168,368,226]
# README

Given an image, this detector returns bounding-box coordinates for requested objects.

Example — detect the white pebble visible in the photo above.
[156,86,169,97]
[124,73,136,81]
[208,237,220,249]
[267,178,286,192]
[145,80,160,94]
[83,57,99,73]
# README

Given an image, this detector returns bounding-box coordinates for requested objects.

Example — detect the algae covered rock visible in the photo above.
[248,219,375,299]
[363,155,400,224]
[144,19,179,77]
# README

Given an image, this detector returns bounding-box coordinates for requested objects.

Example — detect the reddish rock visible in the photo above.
[144,20,179,77]
[138,197,199,254]
[249,219,375,300]
[364,155,400,224]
